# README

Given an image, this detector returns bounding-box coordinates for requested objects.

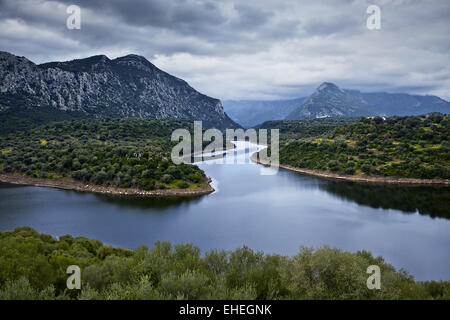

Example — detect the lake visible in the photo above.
[0,141,449,281]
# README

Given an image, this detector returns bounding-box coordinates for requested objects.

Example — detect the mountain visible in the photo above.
[346,90,450,116]
[222,98,306,127]
[285,82,376,120]
[286,82,450,120]
[0,51,237,130]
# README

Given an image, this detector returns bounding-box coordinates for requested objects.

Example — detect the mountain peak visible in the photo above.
[38,54,112,72]
[0,51,16,58]
[113,54,157,71]
[113,54,153,65]
[317,82,341,92]
[286,81,450,120]
[0,51,34,65]
[286,82,373,119]
[62,54,110,63]
[117,54,147,61]
[0,51,238,129]
[88,54,110,62]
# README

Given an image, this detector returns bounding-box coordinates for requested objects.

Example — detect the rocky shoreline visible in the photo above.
[250,154,450,186]
[0,173,215,197]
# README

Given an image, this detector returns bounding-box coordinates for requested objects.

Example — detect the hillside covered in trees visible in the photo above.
[277,114,449,180]
[0,119,207,191]
[0,227,449,300]
[255,117,358,140]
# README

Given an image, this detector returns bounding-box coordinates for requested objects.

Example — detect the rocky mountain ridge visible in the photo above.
[0,51,237,129]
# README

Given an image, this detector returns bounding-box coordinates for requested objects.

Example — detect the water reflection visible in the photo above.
[93,193,203,210]
[320,181,450,219]
[0,142,449,280]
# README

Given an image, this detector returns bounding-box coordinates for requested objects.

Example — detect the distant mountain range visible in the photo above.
[1,51,448,131]
[222,98,306,128]
[0,51,237,129]
[345,89,450,117]
[223,82,449,126]
[286,82,449,120]
[285,82,375,120]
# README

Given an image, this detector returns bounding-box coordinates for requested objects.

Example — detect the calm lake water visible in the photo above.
[0,141,449,281]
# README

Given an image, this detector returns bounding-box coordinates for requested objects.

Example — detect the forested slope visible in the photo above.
[0,119,206,191]
[278,114,449,179]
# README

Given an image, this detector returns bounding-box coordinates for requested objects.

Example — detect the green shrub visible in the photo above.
[176,181,189,189]
[0,227,448,300]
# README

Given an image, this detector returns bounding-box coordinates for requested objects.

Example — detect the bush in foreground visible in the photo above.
[0,227,449,300]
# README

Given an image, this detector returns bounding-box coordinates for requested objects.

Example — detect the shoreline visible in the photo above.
[0,142,236,197]
[250,154,450,186]
[0,173,215,197]
[183,141,237,160]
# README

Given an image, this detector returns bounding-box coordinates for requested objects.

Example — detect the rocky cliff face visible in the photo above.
[0,51,237,129]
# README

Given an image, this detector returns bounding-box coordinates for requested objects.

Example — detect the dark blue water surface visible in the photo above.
[0,142,449,281]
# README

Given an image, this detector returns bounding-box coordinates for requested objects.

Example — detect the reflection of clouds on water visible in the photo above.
[196,141,266,194]
[193,150,227,161]
[199,141,266,165]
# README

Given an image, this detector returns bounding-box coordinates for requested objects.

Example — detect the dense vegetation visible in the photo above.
[0,119,207,191]
[0,227,449,300]
[278,114,449,179]
[0,105,88,135]
[255,117,358,140]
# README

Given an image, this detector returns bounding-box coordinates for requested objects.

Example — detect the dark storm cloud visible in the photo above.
[57,0,226,28]
[0,0,449,100]
[0,0,294,56]
[54,0,274,37]
[232,3,272,28]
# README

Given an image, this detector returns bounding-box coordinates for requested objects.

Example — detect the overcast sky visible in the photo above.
[0,0,449,100]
